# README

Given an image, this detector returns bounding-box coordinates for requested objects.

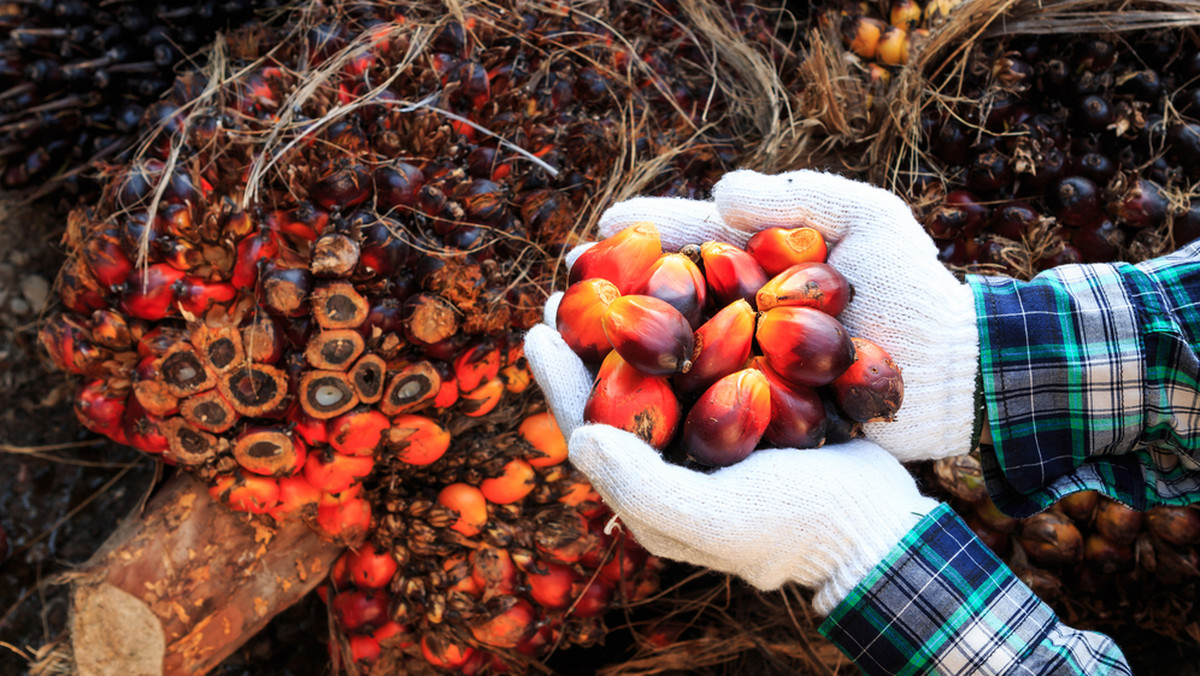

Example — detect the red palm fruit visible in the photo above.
[224,474,281,514]
[522,559,578,609]
[1016,511,1083,566]
[584,350,681,450]
[1084,534,1133,574]
[437,483,489,536]
[40,316,86,374]
[568,222,662,293]
[748,357,826,449]
[346,542,399,590]
[454,342,501,392]
[571,579,611,617]
[682,369,771,466]
[481,458,537,504]
[757,307,856,387]
[291,410,329,446]
[332,589,391,632]
[305,451,375,493]
[756,263,853,315]
[460,377,505,417]
[386,414,451,465]
[348,634,381,665]
[744,227,828,276]
[432,362,460,409]
[556,278,620,363]
[699,241,768,307]
[831,337,903,422]
[1146,506,1200,546]
[519,412,568,468]
[315,493,372,544]
[471,545,518,596]
[328,408,390,456]
[231,230,280,289]
[599,537,649,585]
[123,398,169,455]
[602,295,695,375]
[471,598,536,648]
[370,620,408,646]
[75,379,128,443]
[120,263,187,320]
[1095,499,1143,547]
[271,475,322,518]
[421,636,474,670]
[633,253,707,328]
[83,228,134,288]
[1058,490,1099,523]
[91,308,132,348]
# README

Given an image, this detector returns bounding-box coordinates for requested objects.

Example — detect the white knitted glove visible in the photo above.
[595,169,981,461]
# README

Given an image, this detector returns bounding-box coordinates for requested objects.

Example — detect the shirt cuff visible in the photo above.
[818,504,1129,676]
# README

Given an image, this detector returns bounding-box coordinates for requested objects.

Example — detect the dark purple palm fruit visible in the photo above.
[1115,69,1163,103]
[1176,89,1200,121]
[1073,217,1126,263]
[991,201,1041,241]
[1018,148,1067,197]
[1038,242,1083,270]
[1073,153,1117,188]
[931,117,972,166]
[1074,39,1118,73]
[1075,95,1115,133]
[926,190,989,240]
[1173,201,1200,248]
[1107,177,1169,230]
[966,149,1013,195]
[1051,177,1103,227]
[1168,123,1200,171]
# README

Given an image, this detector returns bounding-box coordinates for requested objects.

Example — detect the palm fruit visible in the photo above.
[683,369,772,466]
[0,0,275,196]
[41,0,794,670]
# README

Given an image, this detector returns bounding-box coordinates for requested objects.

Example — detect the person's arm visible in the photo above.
[820,504,1130,675]
[971,240,1200,517]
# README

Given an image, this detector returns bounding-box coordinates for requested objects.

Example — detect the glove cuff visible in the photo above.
[811,494,940,615]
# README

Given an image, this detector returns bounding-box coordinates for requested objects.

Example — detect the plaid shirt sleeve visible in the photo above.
[819,504,1130,675]
[967,240,1200,517]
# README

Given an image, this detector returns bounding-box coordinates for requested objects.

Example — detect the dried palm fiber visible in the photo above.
[771,0,1200,663]
[37,0,807,672]
[0,0,282,199]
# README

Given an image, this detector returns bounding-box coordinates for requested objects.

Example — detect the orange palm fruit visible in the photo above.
[328,408,390,456]
[480,458,537,504]
[1146,506,1200,546]
[460,377,505,417]
[1058,490,1100,524]
[584,350,681,450]
[682,369,771,466]
[632,253,707,328]
[756,307,856,387]
[674,299,755,395]
[223,474,281,514]
[602,294,695,375]
[748,357,826,449]
[315,492,372,544]
[519,411,568,468]
[568,222,662,293]
[421,635,474,670]
[756,262,853,315]
[454,341,501,393]
[386,414,451,465]
[471,545,518,596]
[699,241,768,308]
[889,0,922,28]
[305,450,375,493]
[348,634,381,665]
[271,475,322,519]
[1016,511,1083,567]
[471,598,537,648]
[437,483,489,536]
[841,16,886,60]
[345,542,399,590]
[876,26,909,66]
[744,227,828,276]
[521,559,578,609]
[557,278,620,362]
[1095,498,1143,547]
[831,337,904,422]
[1084,533,1133,574]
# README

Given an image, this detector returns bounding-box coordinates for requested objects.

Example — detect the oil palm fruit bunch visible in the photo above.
[38,0,795,670]
[815,0,962,68]
[904,32,1200,277]
[930,450,1200,645]
[559,222,903,467]
[0,0,278,196]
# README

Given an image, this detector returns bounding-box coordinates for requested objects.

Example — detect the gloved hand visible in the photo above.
[573,169,982,461]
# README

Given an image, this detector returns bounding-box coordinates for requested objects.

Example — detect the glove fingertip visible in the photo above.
[542,291,563,327]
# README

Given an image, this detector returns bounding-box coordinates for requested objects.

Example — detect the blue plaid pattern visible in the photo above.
[820,505,1130,675]
[969,241,1200,517]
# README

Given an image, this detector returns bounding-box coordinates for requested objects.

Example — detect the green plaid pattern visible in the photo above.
[969,241,1200,517]
[820,505,1130,675]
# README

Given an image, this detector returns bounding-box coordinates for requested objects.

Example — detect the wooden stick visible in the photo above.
[66,473,342,675]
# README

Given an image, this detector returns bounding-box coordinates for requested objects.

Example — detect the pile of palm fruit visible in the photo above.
[37,0,798,671]
[810,1,1200,651]
[0,0,277,196]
